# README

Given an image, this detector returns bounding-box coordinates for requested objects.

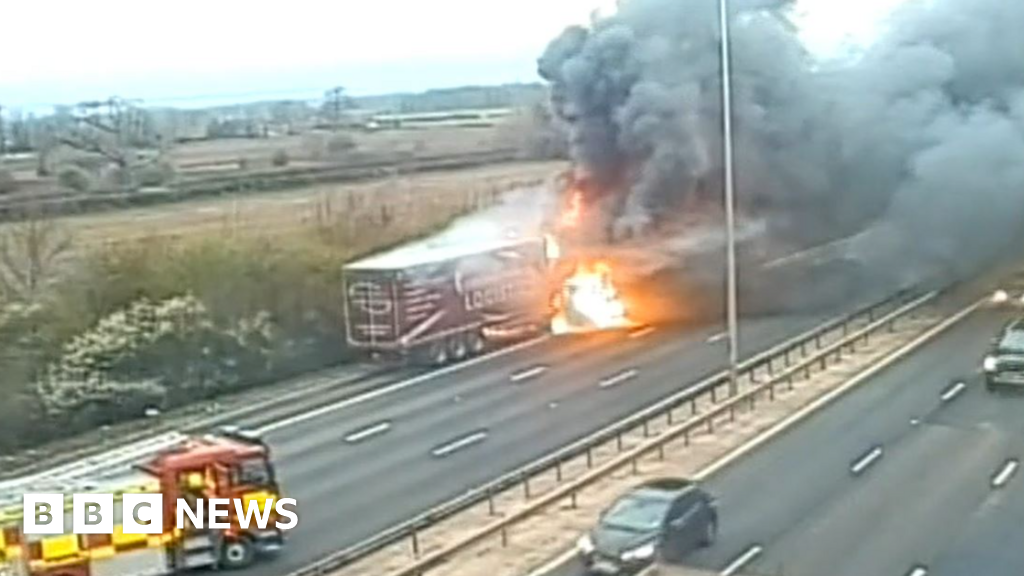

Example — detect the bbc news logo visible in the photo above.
[22,494,299,535]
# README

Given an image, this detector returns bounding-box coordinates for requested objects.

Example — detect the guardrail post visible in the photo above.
[616,433,624,452]
[707,416,715,434]
[815,333,822,349]
[684,427,691,446]
[667,408,675,426]
[556,461,563,482]
[658,444,665,461]
[711,385,718,403]
[501,526,508,547]
[769,382,776,401]
[586,447,594,469]
[690,397,698,415]
[784,348,792,367]
[748,391,756,410]
[571,491,578,509]
[643,421,651,438]
[523,477,532,499]
[411,528,421,558]
[631,457,639,475]
[488,490,497,516]
[801,341,807,357]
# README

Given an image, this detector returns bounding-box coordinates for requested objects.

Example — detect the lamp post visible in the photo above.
[718,0,740,395]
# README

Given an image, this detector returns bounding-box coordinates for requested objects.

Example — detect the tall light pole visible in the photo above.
[718,0,741,395]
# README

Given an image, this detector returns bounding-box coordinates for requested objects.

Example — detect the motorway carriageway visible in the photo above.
[545,306,1024,576]
[241,302,872,576]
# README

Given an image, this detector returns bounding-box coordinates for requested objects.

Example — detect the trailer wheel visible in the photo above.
[467,332,486,356]
[449,335,469,362]
[429,342,449,366]
[221,537,255,570]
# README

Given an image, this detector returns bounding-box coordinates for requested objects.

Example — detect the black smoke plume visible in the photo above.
[539,0,1024,287]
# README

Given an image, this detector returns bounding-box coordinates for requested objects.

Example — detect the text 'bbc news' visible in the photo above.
[22,494,298,535]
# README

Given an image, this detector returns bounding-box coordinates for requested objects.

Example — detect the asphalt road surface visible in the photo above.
[546,305,1024,576]
[244,303,870,576]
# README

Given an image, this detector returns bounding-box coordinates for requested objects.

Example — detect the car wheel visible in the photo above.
[220,537,255,570]
[700,518,718,547]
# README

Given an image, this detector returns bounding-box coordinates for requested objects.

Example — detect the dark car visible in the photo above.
[983,319,1024,391]
[576,478,718,575]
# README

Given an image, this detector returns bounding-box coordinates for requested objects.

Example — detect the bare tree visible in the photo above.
[0,207,72,302]
[323,86,353,131]
[34,119,61,176]
[57,97,161,190]
[7,109,33,153]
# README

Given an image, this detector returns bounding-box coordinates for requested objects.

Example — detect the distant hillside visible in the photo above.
[184,82,546,119]
[353,83,546,113]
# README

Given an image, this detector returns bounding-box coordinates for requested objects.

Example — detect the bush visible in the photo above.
[98,165,127,190]
[57,166,94,192]
[0,169,17,195]
[136,162,176,187]
[62,236,349,366]
[271,149,290,167]
[72,156,110,172]
[35,294,274,417]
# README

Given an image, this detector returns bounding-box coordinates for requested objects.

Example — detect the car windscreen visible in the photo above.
[601,493,673,532]
[234,458,273,485]
[999,330,1024,353]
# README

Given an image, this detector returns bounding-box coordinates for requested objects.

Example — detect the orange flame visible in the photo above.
[551,260,633,335]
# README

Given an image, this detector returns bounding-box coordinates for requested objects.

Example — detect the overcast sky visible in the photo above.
[0,0,904,110]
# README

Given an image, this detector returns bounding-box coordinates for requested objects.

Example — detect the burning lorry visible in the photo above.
[343,235,633,364]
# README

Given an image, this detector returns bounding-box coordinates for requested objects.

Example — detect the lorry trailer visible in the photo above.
[343,236,554,364]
